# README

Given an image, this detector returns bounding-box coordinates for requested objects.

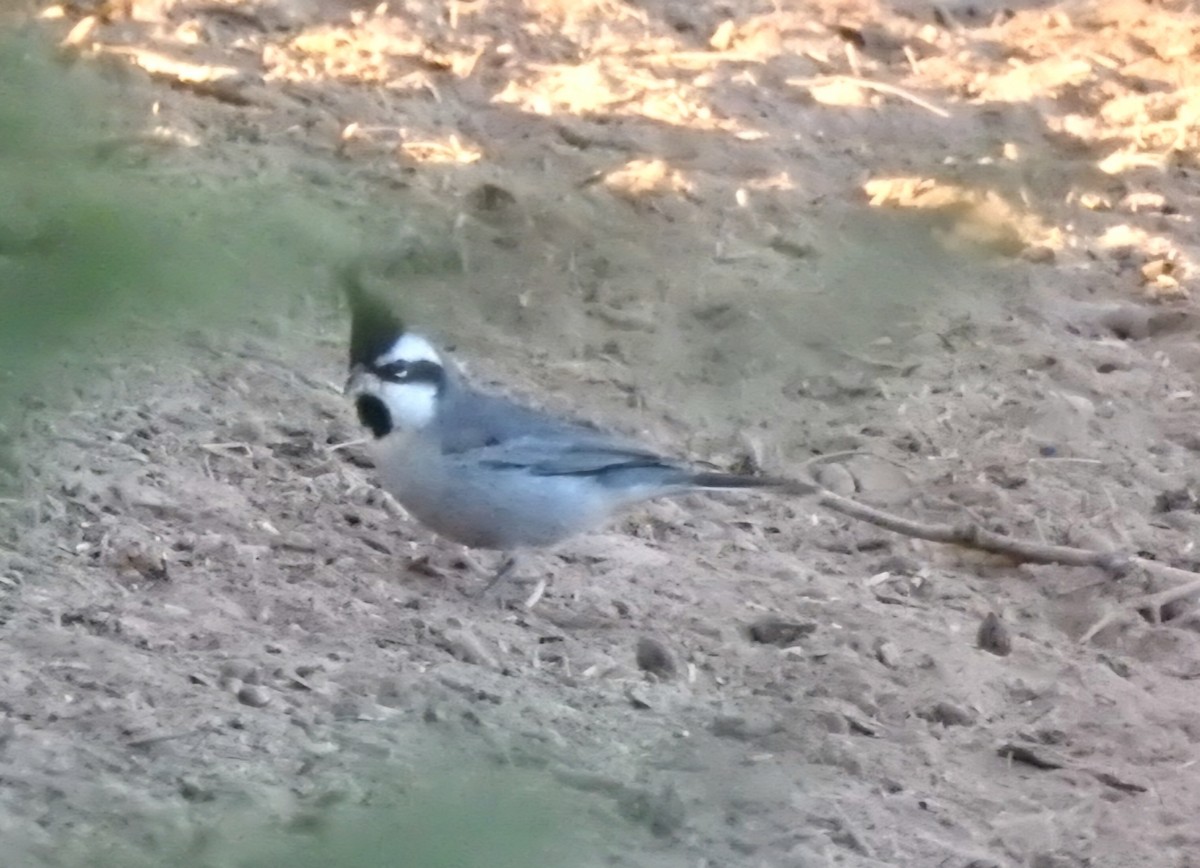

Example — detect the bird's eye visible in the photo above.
[376,360,409,381]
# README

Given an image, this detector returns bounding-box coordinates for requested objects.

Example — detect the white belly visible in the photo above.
[369,434,613,549]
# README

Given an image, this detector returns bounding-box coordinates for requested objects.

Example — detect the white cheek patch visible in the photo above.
[380,380,438,431]
[379,333,441,366]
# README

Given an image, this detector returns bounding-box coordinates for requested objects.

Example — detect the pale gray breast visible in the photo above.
[371,432,619,549]
[374,377,696,549]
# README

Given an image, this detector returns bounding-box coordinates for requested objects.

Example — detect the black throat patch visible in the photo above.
[355,394,393,438]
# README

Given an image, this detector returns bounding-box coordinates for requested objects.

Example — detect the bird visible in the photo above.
[340,269,816,590]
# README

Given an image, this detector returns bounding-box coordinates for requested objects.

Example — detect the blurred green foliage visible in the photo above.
[0,28,355,408]
[13,760,611,868]
[0,31,611,868]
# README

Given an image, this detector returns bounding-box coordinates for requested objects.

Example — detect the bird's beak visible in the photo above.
[343,364,370,397]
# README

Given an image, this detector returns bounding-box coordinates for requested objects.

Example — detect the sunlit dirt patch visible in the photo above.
[9,2,1200,865]
[863,175,1059,258]
[265,16,480,86]
[956,3,1200,170]
[492,57,744,131]
[596,157,695,201]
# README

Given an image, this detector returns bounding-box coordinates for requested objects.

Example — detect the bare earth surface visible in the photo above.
[3,0,1200,865]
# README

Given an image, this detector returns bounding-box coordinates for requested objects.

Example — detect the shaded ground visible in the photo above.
[3,0,1200,865]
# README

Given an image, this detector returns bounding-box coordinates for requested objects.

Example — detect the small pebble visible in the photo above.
[874,640,901,669]
[465,182,516,215]
[814,710,849,735]
[1021,245,1056,264]
[331,696,372,720]
[177,775,212,802]
[625,686,653,710]
[220,660,257,682]
[813,739,864,775]
[813,462,856,496]
[875,555,920,575]
[440,629,498,668]
[303,741,340,758]
[710,19,736,51]
[618,784,686,839]
[977,612,1013,657]
[635,636,677,679]
[1099,654,1131,678]
[919,700,976,727]
[711,714,780,740]
[748,616,817,647]
[228,417,267,443]
[236,684,271,708]
[377,676,409,709]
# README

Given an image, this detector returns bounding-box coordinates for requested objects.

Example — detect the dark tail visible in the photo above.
[687,472,818,497]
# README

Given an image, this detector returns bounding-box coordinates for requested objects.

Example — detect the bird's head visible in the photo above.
[343,270,447,438]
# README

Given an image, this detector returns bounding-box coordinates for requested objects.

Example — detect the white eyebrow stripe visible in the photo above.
[379,333,441,366]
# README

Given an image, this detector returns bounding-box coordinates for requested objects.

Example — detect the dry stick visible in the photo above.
[815,489,1125,569]
[1077,576,1200,644]
[806,485,1200,642]
[96,46,254,105]
[787,76,951,118]
[834,347,920,373]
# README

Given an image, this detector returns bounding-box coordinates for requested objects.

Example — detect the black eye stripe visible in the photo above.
[375,360,406,379]
[373,359,445,386]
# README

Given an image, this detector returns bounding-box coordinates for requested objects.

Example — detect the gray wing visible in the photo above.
[473,436,694,490]
[476,434,682,473]
[431,374,695,486]
[431,383,786,494]
[433,382,624,454]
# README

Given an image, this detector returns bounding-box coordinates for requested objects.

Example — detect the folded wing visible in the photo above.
[472,435,691,486]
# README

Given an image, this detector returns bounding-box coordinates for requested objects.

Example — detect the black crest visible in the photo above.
[341,265,405,369]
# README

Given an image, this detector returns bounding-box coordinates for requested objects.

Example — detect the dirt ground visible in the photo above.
[3,0,1200,865]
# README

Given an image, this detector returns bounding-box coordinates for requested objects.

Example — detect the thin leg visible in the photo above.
[456,548,490,577]
[474,553,518,597]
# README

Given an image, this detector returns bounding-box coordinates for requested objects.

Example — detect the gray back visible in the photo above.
[430,368,606,453]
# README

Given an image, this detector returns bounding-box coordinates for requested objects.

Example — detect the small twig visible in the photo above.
[1075,611,1135,646]
[1027,457,1103,465]
[844,41,863,78]
[1077,577,1200,644]
[126,729,205,749]
[801,450,869,471]
[998,743,1146,793]
[523,577,548,610]
[94,128,199,161]
[97,46,255,105]
[787,75,951,118]
[199,442,253,455]
[802,473,1200,642]
[815,488,1126,570]
[834,348,920,374]
[1141,577,1200,614]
